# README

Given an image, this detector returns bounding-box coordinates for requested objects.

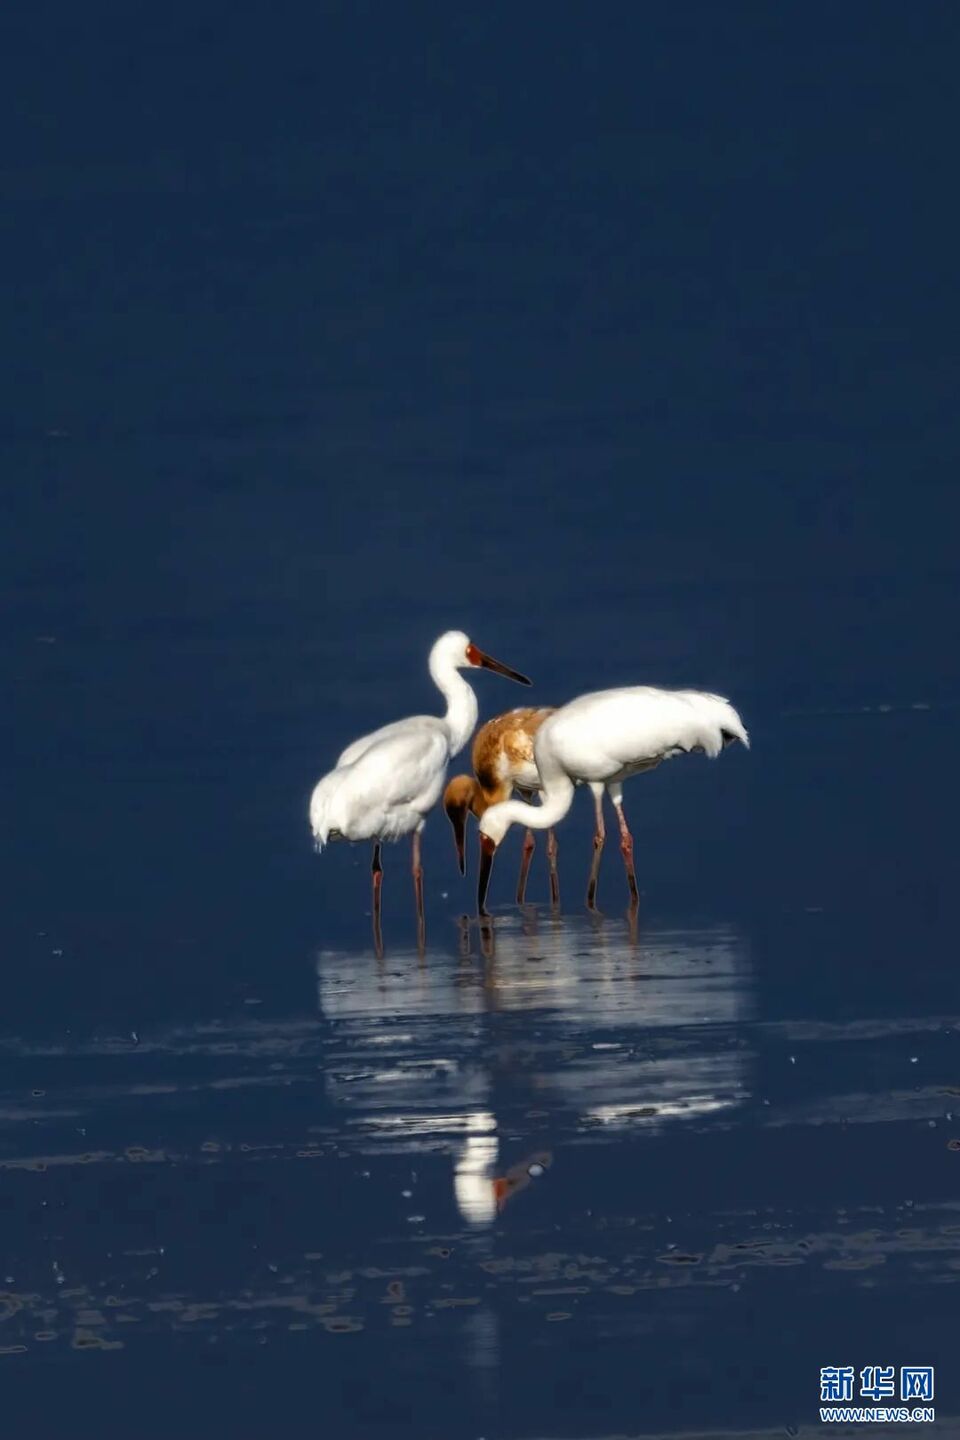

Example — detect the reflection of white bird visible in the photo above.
[454,1122,500,1227]
[309,630,530,951]
[477,687,749,914]
[315,918,751,1221]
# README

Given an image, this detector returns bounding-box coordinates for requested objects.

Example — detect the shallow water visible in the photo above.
[3,731,959,1436]
[4,3,960,1435]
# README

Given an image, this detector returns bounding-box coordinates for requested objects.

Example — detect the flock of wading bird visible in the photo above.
[309,631,749,951]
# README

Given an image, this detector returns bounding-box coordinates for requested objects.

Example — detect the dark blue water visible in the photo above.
[2,4,959,1435]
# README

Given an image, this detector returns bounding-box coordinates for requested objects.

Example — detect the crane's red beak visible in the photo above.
[477,833,497,915]
[465,643,531,686]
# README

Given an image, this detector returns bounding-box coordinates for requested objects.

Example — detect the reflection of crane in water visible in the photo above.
[315,913,753,1228]
[315,915,752,1409]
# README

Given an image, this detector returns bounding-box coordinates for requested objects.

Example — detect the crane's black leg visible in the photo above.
[546,830,560,907]
[613,798,639,907]
[586,788,606,911]
[412,830,426,954]
[516,830,535,904]
[371,842,384,958]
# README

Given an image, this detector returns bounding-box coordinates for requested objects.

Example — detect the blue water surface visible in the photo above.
[1,4,958,1436]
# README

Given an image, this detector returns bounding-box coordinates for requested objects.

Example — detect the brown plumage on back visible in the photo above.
[471,706,551,795]
[443,706,560,902]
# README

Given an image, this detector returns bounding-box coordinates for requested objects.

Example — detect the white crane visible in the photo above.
[309,630,530,950]
[475,687,749,915]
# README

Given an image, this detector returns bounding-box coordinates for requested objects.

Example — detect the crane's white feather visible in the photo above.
[309,629,530,859]
[479,685,749,847]
[537,687,749,784]
[311,721,449,847]
[337,716,438,768]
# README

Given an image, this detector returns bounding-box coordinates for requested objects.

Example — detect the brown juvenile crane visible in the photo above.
[443,706,561,905]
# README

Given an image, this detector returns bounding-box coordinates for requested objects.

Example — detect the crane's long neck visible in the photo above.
[430,653,478,757]
[488,770,576,835]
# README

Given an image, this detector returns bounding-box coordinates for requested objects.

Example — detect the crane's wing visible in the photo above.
[344,724,450,815]
[337,715,436,768]
[312,722,450,846]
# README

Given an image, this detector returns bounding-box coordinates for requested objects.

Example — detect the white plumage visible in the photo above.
[310,724,450,846]
[477,685,749,913]
[541,687,748,783]
[309,630,531,951]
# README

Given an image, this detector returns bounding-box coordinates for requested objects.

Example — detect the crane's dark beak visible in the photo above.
[466,643,531,686]
[477,833,497,915]
[446,804,467,876]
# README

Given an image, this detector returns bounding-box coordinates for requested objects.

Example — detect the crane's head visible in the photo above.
[442,774,482,875]
[478,808,511,848]
[430,631,532,686]
[476,807,512,913]
[493,1150,552,1213]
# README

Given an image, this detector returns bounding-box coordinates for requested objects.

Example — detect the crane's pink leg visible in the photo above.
[411,830,426,953]
[585,788,606,911]
[546,829,560,907]
[371,843,384,958]
[613,798,640,906]
[516,830,535,904]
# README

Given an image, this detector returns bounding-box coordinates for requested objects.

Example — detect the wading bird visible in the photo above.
[309,631,531,952]
[475,687,749,915]
[442,707,561,904]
